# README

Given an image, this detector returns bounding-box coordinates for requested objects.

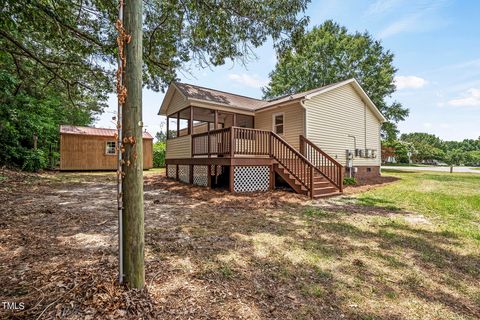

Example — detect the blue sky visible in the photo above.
[96,0,480,141]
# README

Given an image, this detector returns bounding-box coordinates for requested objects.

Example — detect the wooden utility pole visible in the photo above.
[122,0,144,289]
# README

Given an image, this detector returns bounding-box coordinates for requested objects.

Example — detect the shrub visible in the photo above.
[153,142,166,167]
[22,149,47,172]
[343,177,357,186]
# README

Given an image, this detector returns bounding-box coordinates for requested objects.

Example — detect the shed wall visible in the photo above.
[60,134,153,170]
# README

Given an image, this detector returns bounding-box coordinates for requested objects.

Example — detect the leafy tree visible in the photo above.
[400,132,443,149]
[382,140,414,163]
[1,0,310,97]
[0,56,94,171]
[444,149,464,173]
[263,20,408,140]
[1,0,310,172]
[464,151,480,166]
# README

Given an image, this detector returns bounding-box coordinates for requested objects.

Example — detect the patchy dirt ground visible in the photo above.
[0,169,479,319]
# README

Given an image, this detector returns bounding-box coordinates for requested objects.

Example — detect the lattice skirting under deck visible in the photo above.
[178,165,190,183]
[167,164,176,179]
[233,166,269,192]
[193,165,209,187]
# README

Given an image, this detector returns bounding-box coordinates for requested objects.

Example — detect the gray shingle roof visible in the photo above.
[175,82,268,111]
[174,80,351,111]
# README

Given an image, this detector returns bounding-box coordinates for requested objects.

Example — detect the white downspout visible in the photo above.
[300,99,308,138]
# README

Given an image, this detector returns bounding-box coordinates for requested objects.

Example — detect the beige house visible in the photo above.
[159,78,385,198]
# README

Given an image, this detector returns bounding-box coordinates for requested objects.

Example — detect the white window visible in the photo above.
[106,141,116,155]
[273,113,284,134]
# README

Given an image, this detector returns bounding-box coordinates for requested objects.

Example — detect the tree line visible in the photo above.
[383,132,480,167]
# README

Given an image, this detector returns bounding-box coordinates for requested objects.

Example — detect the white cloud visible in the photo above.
[395,76,428,90]
[378,15,419,38]
[376,0,449,38]
[447,88,480,107]
[228,73,267,89]
[366,0,402,15]
[423,122,433,129]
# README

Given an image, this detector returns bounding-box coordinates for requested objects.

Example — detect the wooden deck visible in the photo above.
[166,127,344,198]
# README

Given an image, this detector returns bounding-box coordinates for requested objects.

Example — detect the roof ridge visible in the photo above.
[266,79,354,103]
[175,82,266,102]
[61,124,114,130]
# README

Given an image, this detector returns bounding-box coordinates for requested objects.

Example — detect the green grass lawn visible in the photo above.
[357,169,480,241]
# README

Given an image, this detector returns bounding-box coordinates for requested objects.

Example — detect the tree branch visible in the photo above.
[33,2,105,48]
[0,30,94,93]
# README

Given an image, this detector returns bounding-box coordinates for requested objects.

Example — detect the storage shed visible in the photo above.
[59,125,153,170]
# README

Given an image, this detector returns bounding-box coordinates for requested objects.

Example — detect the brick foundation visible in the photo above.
[344,166,381,180]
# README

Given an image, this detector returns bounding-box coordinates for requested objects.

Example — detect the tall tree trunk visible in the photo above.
[122,0,144,289]
[450,166,453,173]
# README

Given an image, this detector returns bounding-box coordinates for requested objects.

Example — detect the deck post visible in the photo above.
[230,127,234,157]
[207,165,212,188]
[207,131,211,158]
[339,166,344,192]
[229,165,234,192]
[299,136,304,155]
[269,165,275,190]
[175,164,179,181]
[165,164,168,177]
[269,132,272,157]
[309,165,314,199]
[189,164,194,184]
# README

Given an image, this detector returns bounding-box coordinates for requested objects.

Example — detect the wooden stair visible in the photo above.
[273,163,341,198]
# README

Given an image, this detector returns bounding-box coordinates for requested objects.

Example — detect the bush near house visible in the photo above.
[153,142,166,168]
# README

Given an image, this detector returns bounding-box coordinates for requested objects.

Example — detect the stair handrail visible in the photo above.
[270,132,318,197]
[299,135,343,192]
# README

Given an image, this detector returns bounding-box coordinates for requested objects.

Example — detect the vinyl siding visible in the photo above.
[254,102,305,150]
[60,135,153,170]
[166,91,188,115]
[304,84,381,166]
[165,135,191,159]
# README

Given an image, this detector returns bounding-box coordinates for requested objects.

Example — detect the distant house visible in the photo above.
[159,78,385,198]
[59,125,153,170]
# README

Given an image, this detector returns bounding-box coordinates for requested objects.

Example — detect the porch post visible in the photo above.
[176,113,180,137]
[214,110,218,130]
[188,107,194,135]
[166,116,169,139]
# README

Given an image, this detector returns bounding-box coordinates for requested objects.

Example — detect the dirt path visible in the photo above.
[1,171,478,319]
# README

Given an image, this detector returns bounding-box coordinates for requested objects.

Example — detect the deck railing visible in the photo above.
[191,127,231,157]
[191,127,342,197]
[300,135,343,192]
[192,127,271,157]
